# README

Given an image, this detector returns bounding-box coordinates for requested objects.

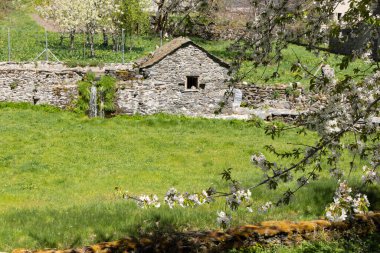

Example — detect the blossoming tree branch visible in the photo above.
[119,0,379,227]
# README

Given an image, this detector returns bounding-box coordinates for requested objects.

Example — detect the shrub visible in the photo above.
[76,72,117,116]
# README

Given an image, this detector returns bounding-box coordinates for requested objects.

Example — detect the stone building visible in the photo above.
[116,37,231,116]
[329,0,380,60]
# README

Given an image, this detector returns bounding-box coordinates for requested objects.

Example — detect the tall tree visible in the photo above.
[228,0,380,208]
[152,0,217,35]
[37,0,121,56]
[119,0,150,50]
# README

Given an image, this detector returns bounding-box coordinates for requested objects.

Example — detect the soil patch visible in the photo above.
[30,14,60,32]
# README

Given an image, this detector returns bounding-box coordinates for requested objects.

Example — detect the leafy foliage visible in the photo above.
[76,72,117,115]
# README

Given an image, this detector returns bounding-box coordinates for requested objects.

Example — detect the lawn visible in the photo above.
[0,103,378,251]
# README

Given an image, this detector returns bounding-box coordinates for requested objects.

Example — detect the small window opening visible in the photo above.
[186,76,199,90]
[337,13,342,21]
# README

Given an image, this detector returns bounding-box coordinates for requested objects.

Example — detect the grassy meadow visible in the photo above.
[0,103,378,251]
[0,3,379,252]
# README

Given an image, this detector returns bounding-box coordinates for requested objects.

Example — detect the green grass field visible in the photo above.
[0,103,378,251]
[0,4,378,252]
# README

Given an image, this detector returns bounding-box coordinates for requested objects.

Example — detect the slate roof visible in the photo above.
[137,37,230,69]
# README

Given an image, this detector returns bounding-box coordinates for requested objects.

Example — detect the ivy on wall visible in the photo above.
[76,72,117,116]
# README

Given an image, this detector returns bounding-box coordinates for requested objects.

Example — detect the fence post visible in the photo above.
[83,31,86,58]
[160,30,163,47]
[122,29,125,64]
[8,28,11,62]
[45,29,49,61]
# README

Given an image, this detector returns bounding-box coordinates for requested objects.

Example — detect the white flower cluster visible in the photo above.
[325,181,370,222]
[136,194,161,209]
[258,201,273,212]
[164,188,211,209]
[251,153,270,171]
[226,188,252,210]
[329,168,344,179]
[361,165,379,184]
[352,194,370,214]
[37,0,122,35]
[216,211,232,228]
[325,119,341,134]
[325,203,348,222]
[306,70,379,147]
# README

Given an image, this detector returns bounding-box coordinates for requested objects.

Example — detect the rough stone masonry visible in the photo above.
[0,38,232,117]
[0,60,312,119]
[118,38,231,116]
[3,40,363,122]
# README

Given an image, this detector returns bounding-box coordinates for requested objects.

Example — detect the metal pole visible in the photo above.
[160,30,163,47]
[83,31,86,58]
[45,28,48,62]
[7,28,11,62]
[122,29,125,64]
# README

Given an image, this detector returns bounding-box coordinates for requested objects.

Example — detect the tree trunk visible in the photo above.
[112,34,119,52]
[59,34,64,46]
[70,31,75,50]
[129,32,133,52]
[102,29,109,47]
[89,31,95,57]
[155,0,166,34]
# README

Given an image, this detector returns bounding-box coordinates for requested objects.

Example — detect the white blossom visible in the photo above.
[352,194,370,214]
[330,168,344,179]
[325,119,341,134]
[325,181,370,221]
[258,201,273,212]
[251,153,269,171]
[226,189,252,210]
[325,204,347,222]
[164,188,211,208]
[361,166,379,184]
[136,194,161,209]
[216,211,232,228]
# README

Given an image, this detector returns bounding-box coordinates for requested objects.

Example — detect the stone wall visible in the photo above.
[116,79,229,116]
[11,213,380,253]
[0,62,313,121]
[0,61,230,117]
[0,62,136,108]
[0,63,82,108]
[236,84,307,110]
[136,44,230,116]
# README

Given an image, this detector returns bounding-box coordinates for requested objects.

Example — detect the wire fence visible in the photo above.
[0,26,158,65]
